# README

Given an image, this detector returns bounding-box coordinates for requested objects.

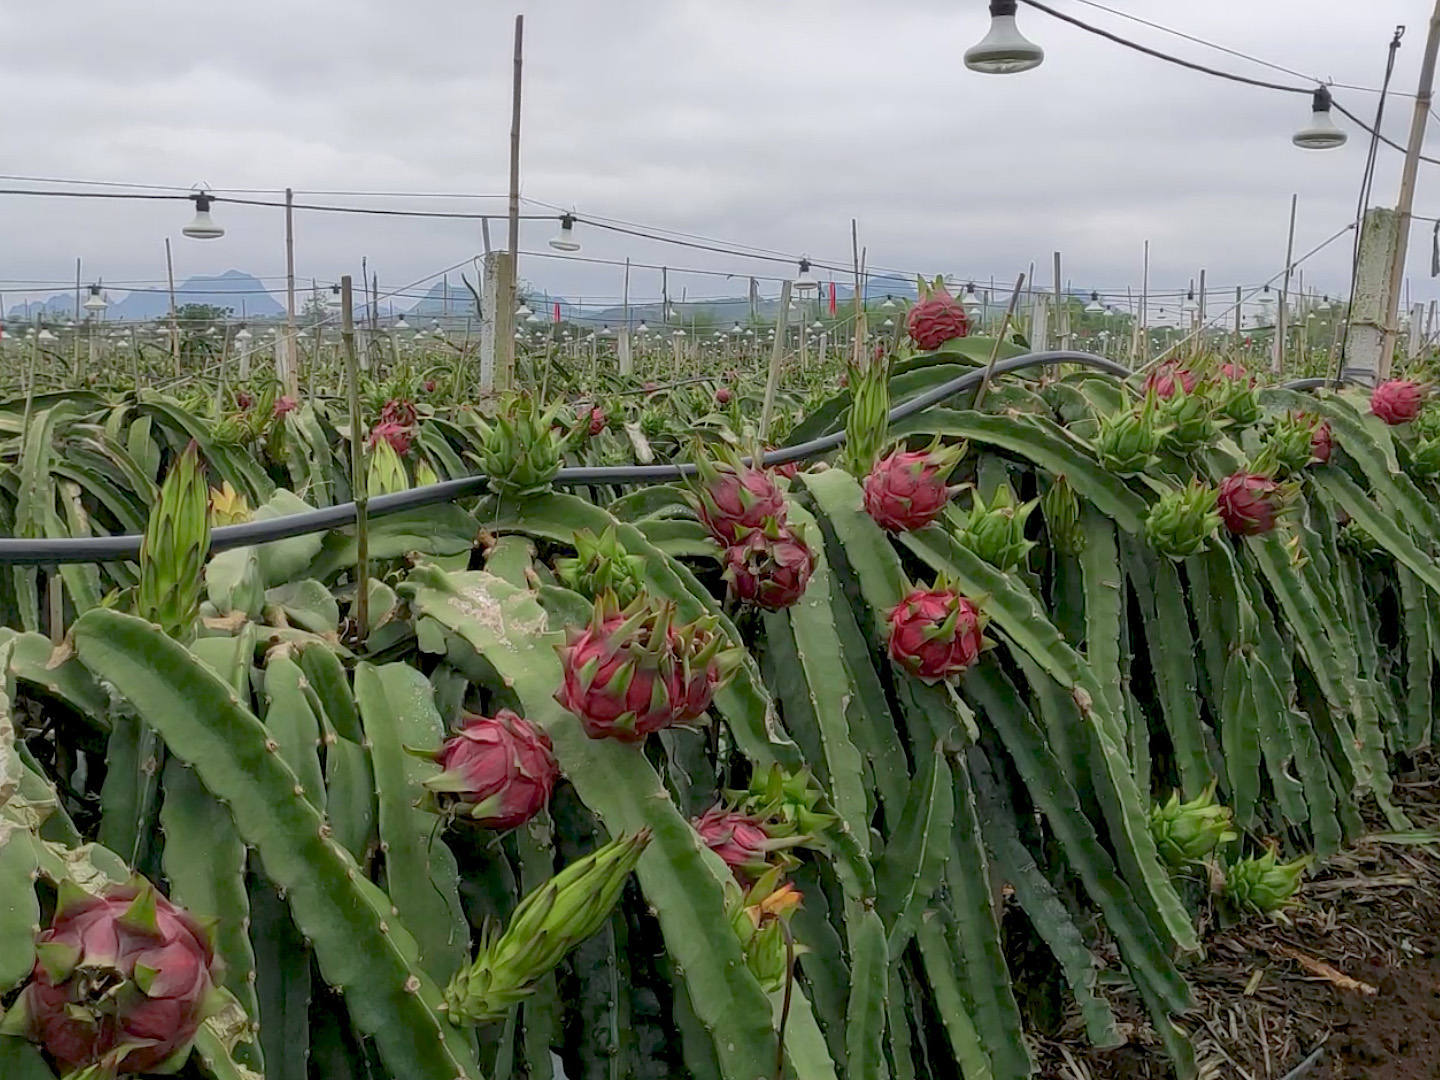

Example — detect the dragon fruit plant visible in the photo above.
[1370,378,1427,425]
[1144,481,1223,560]
[887,578,990,683]
[1216,470,1295,536]
[422,709,559,829]
[906,276,970,351]
[721,522,816,610]
[686,445,788,544]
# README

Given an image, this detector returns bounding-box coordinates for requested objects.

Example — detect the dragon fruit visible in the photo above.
[423,709,558,829]
[692,806,799,882]
[862,441,963,533]
[1310,418,1333,464]
[721,524,815,610]
[1142,364,1198,400]
[2,879,223,1075]
[1262,412,1330,474]
[887,581,988,684]
[905,278,969,350]
[381,398,418,428]
[688,448,788,543]
[577,405,606,436]
[715,387,732,405]
[273,395,298,418]
[1143,481,1222,559]
[1371,379,1427,425]
[1216,471,1292,536]
[555,595,739,742]
[369,419,413,455]
[955,485,1038,571]
[1223,846,1310,913]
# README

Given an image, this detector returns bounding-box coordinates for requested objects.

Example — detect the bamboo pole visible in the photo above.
[341,276,369,641]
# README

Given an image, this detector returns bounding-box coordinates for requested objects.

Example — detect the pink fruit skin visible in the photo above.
[887,588,984,683]
[576,405,606,435]
[1217,472,1283,535]
[1309,419,1333,464]
[863,449,955,532]
[906,291,969,350]
[1219,362,1250,383]
[723,527,814,610]
[369,419,412,454]
[695,466,787,543]
[692,806,771,879]
[273,395,298,418]
[556,613,681,742]
[715,387,732,405]
[1371,379,1426,425]
[17,886,219,1074]
[1143,364,1199,400]
[381,399,418,427]
[429,709,558,828]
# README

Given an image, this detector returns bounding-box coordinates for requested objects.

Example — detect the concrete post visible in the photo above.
[1345,208,1402,386]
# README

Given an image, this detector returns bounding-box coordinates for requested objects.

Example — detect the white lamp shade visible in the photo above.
[965,2,1044,75]
[1293,87,1347,150]
[549,214,581,252]
[83,286,107,313]
[182,193,224,240]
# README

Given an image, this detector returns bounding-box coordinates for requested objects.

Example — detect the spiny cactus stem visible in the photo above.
[340,275,371,642]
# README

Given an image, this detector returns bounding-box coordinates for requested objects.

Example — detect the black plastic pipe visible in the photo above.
[0,352,1328,565]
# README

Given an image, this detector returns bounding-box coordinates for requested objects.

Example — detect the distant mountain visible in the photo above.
[5,270,285,323]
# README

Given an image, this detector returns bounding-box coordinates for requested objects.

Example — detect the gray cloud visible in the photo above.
[1,0,1436,318]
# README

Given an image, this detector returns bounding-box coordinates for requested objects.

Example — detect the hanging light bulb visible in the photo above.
[881,317,895,329]
[83,284,107,313]
[37,326,56,342]
[636,320,649,334]
[549,213,581,252]
[526,312,542,325]
[810,319,824,331]
[235,327,253,343]
[880,295,896,311]
[963,283,983,310]
[731,321,743,334]
[674,328,687,338]
[394,316,411,331]
[1293,86,1347,150]
[182,190,225,240]
[1084,291,1104,314]
[793,258,818,292]
[328,284,343,310]
[965,0,1044,75]
[516,299,533,318]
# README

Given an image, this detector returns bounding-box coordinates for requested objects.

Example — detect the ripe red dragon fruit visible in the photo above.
[1219,362,1252,384]
[576,404,606,436]
[1142,364,1199,400]
[273,395,298,418]
[715,387,732,405]
[862,441,963,533]
[887,582,987,684]
[555,595,739,742]
[722,525,815,610]
[424,709,558,828]
[692,806,788,882]
[4,879,222,1075]
[369,419,412,455]
[425,378,438,393]
[1216,471,1291,535]
[234,390,254,410]
[1310,418,1333,464]
[1371,379,1427,425]
[906,279,969,350]
[380,399,416,428]
[688,449,787,543]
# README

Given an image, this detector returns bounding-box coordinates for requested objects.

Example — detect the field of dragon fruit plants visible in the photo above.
[3,283,1440,1080]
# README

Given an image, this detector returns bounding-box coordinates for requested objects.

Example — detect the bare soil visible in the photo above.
[1033,762,1440,1080]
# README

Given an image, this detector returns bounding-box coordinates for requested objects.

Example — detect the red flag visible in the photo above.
[828,281,837,317]
[553,301,562,324]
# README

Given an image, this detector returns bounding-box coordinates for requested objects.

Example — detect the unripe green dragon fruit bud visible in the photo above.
[366,437,410,497]
[1215,363,1262,426]
[414,458,439,488]
[1149,784,1237,867]
[1041,474,1084,554]
[1409,435,1440,478]
[1223,845,1310,913]
[472,392,573,498]
[1261,412,1329,475]
[444,830,651,1024]
[208,482,251,527]
[1157,383,1224,454]
[136,441,211,642]
[723,867,806,992]
[955,484,1037,572]
[1094,401,1165,474]
[840,345,893,477]
[727,764,836,847]
[1143,481,1222,560]
[555,526,648,607]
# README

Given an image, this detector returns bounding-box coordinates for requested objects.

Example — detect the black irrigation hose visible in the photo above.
[0,352,1331,566]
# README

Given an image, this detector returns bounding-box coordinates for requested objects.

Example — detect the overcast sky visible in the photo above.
[2,0,1438,318]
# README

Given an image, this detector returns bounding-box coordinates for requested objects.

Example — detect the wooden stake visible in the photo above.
[1273,193,1298,375]
[973,274,1026,412]
[165,238,180,378]
[500,14,524,391]
[759,280,793,444]
[341,275,369,642]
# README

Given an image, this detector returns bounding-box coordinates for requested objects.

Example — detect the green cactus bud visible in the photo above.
[471,392,573,498]
[1261,412,1325,475]
[555,526,649,607]
[726,765,836,846]
[955,484,1037,572]
[208,482,251,527]
[1094,401,1165,474]
[1143,480,1222,560]
[1409,436,1440,478]
[841,345,892,477]
[366,438,410,497]
[1149,783,1237,867]
[1223,845,1310,913]
[136,441,211,642]
[445,830,652,1024]
[1158,384,1224,454]
[723,867,805,992]
[1041,474,1084,554]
